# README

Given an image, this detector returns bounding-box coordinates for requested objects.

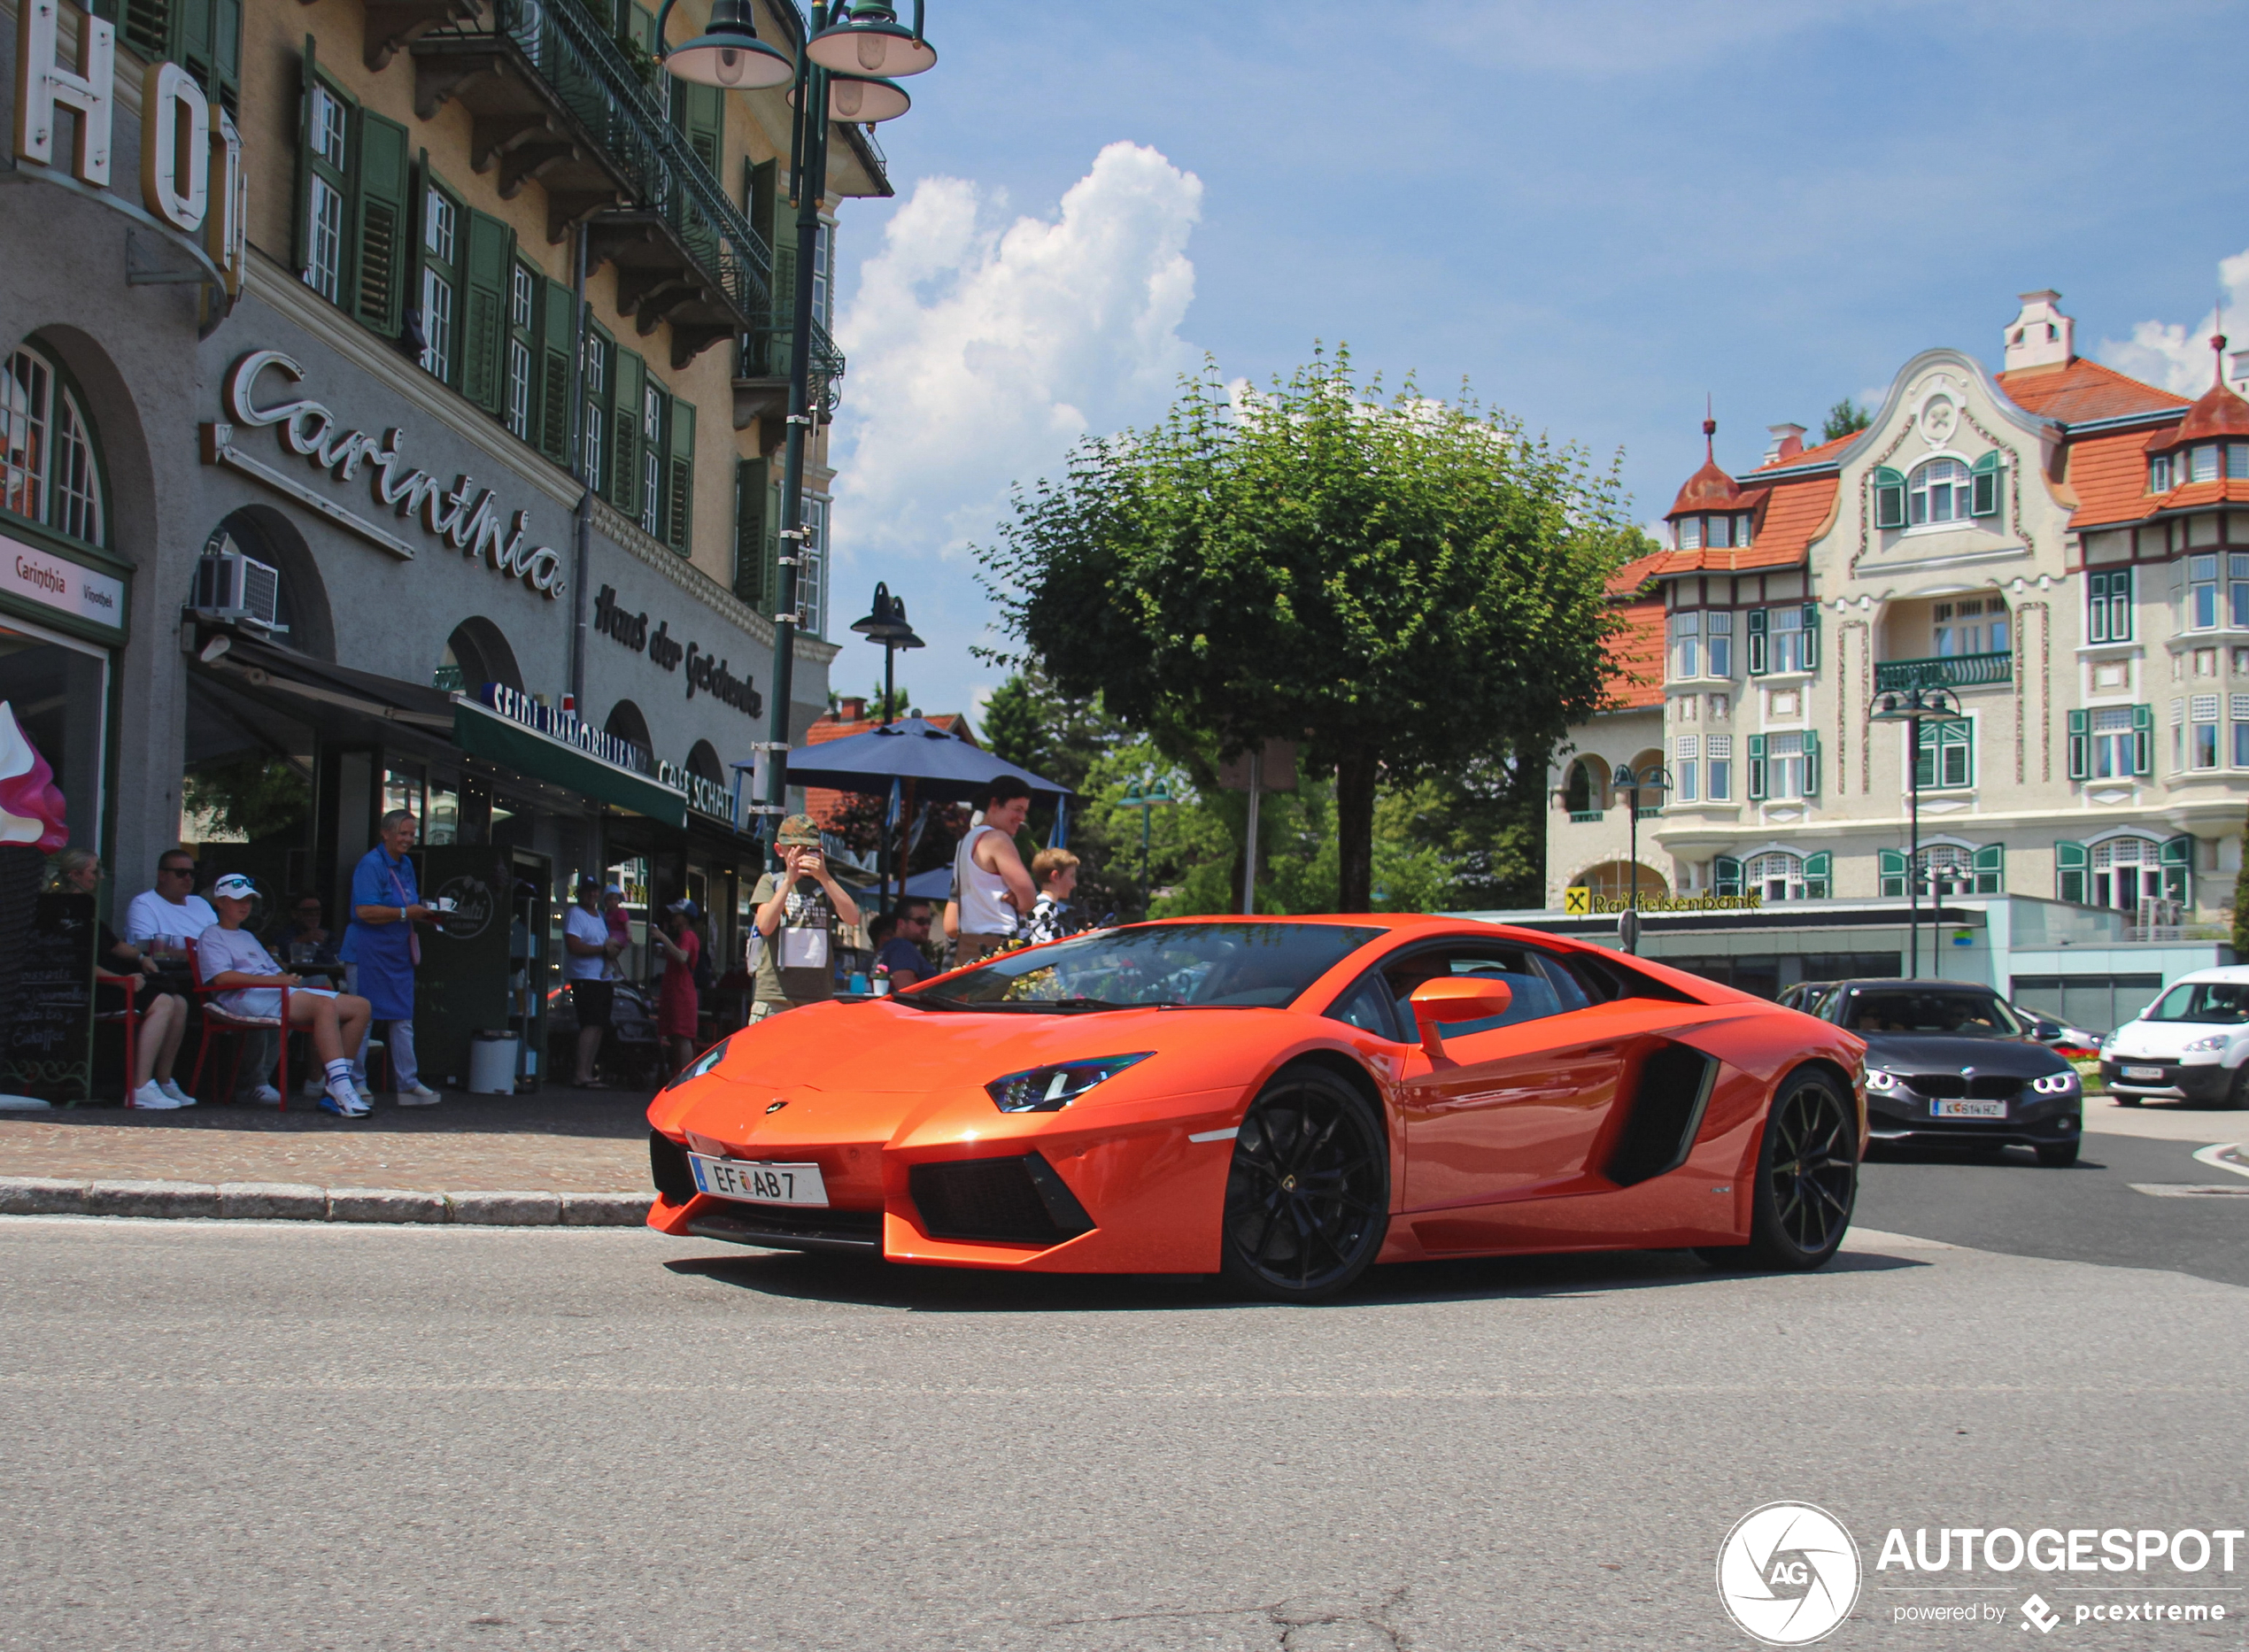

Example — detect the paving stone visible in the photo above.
[328,1188,449,1224]
[217,1182,328,1221]
[560,1192,651,1227]
[0,1177,89,1216]
[84,1179,220,1219]
[446,1191,561,1225]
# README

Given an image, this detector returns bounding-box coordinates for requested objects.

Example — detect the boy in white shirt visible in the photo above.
[198,876,375,1117]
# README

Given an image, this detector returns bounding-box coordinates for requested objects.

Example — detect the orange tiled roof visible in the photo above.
[1667,454,1750,517]
[1647,473,1836,575]
[1607,548,1668,597]
[1998,358,2187,424]
[2060,428,2249,529]
[2149,378,2249,451]
[1603,600,1666,711]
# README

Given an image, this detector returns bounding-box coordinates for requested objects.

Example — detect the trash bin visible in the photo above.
[467,1030,519,1094]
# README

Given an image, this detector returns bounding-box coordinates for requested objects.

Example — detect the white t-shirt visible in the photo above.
[126,889,218,949]
[563,906,609,981]
[195,922,330,1019]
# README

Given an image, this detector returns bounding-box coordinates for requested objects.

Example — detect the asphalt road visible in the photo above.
[5,1210,2248,1652]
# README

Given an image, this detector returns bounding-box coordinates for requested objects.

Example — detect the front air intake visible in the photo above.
[909,1153,1095,1246]
[649,1130,697,1203]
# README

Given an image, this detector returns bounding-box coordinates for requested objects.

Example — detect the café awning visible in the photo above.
[452,697,687,829]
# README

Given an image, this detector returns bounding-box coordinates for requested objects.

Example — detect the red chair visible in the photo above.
[93,969,139,1100]
[185,937,290,1109]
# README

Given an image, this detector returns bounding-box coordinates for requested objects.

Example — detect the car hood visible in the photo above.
[1860,1033,2067,1077]
[2106,1020,2243,1061]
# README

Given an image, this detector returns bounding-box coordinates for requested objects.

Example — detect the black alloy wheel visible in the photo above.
[1220,1067,1390,1303]
[2035,1136,2081,1168]
[1699,1069,1858,1271]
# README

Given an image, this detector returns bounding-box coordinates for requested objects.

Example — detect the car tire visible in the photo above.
[2222,1068,2249,1112]
[2034,1139,2081,1168]
[1219,1066,1390,1304]
[1697,1067,1858,1273]
[2114,1094,2142,1107]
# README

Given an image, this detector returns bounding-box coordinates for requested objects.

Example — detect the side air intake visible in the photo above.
[1605,1042,1720,1187]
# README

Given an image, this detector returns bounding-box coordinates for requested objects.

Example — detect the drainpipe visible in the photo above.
[568,221,591,714]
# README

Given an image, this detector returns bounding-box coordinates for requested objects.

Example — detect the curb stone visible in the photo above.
[0,1177,649,1226]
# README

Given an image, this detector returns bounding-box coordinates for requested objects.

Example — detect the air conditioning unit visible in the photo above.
[191,549,284,632]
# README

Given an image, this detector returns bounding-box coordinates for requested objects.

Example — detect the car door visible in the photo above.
[1389,942,1629,1210]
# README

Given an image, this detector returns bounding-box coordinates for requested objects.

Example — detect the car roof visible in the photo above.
[2159,966,2249,985]
[1828,979,2001,993]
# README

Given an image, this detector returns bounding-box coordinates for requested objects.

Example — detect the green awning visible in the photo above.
[452,699,688,829]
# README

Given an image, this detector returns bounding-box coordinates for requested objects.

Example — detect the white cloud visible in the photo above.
[2098,248,2249,395]
[830,142,1203,565]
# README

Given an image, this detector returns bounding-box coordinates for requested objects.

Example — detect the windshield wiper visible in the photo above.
[893,991,973,1011]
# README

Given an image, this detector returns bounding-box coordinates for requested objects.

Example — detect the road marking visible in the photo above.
[1188,1127,1239,1143]
[2191,1142,2249,1180]
[2129,1184,2249,1199]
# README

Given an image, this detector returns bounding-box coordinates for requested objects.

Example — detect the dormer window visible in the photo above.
[1910,458,1972,524]
[1678,516,1700,550]
[2193,444,2220,484]
[2152,454,2175,492]
[1673,513,1752,551]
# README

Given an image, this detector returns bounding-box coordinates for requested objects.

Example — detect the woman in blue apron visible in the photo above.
[341,808,443,1104]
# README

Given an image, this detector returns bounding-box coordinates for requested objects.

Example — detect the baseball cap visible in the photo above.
[668,899,701,919]
[775,813,822,847]
[210,874,258,900]
[603,883,624,896]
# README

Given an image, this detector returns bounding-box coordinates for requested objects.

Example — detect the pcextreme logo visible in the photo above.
[1718,1502,1863,1645]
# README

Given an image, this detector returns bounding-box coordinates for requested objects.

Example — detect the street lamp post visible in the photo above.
[846,580,924,912]
[1870,683,1963,978]
[1118,776,1174,922]
[658,2,932,868]
[1608,761,1671,954]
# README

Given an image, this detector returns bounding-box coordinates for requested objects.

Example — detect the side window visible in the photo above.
[1324,975,1400,1040]
[1383,945,1590,1038]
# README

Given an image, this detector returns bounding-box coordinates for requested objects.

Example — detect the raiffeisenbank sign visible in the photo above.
[12,0,247,295]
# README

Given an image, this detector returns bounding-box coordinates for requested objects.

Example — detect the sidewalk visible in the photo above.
[0,1089,654,1194]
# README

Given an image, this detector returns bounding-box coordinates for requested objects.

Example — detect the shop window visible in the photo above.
[2087,568,2132,642]
[1,344,105,548]
[0,623,107,851]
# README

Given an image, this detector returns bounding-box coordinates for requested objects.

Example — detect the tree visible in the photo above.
[978,349,1632,910]
[1822,398,1871,443]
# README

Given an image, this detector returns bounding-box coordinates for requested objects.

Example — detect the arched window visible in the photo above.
[1745,850,1805,901]
[1922,843,1973,896]
[1908,458,1971,527]
[685,739,723,784]
[1562,758,1601,818]
[1,344,104,546]
[2091,835,2160,911]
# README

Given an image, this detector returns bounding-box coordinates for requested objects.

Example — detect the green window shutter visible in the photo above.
[2131,704,2153,776]
[2067,707,2088,780]
[1802,602,1820,670]
[1746,607,1768,675]
[1712,856,1743,896]
[1874,466,1905,529]
[352,112,411,339]
[733,458,765,603]
[1801,727,1820,797]
[1914,721,1936,790]
[1970,451,2002,518]
[667,398,695,553]
[537,280,576,466]
[122,0,171,62]
[1746,734,1767,800]
[2055,840,2087,905]
[460,211,514,415]
[2161,835,2193,904]
[682,83,723,174]
[176,0,212,76]
[1878,847,1907,898]
[1803,850,1831,899]
[2086,572,2109,644]
[1973,843,2004,894]
[764,466,783,614]
[610,349,645,517]
[210,0,242,105]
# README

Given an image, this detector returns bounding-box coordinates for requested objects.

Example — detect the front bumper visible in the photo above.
[2099,1059,2233,1105]
[1866,1085,2081,1148]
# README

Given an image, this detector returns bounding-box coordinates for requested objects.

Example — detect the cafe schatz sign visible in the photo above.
[477,684,743,827]
[202,351,568,598]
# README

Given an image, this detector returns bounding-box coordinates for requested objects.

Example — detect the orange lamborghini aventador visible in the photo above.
[645,915,1866,1301]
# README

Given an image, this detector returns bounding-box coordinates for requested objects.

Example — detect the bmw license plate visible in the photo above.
[1932,1099,2007,1119]
[2122,1065,2166,1081]
[688,1153,829,1207]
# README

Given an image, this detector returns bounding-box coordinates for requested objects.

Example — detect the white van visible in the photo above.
[2098,966,2249,1108]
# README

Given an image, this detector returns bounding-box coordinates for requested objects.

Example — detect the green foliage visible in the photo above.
[182,754,310,844]
[2234,807,2249,957]
[977,346,1631,910]
[1821,398,1871,443]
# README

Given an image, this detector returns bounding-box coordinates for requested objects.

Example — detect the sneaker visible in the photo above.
[128,1080,182,1109]
[394,1081,441,1107]
[353,1079,375,1100]
[320,1085,368,1118]
[157,1077,193,1106]
[248,1085,282,1107]
[302,1076,324,1099]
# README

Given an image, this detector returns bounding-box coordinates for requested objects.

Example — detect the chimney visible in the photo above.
[2003,289,2074,372]
[837,697,867,722]
[1765,423,1807,464]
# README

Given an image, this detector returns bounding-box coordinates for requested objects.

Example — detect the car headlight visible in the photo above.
[1864,1069,1903,1093]
[2184,1034,2230,1054]
[665,1036,730,1090]
[2030,1070,2081,1096]
[986,1054,1152,1113]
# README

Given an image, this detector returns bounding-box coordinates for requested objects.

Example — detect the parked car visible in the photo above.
[2098,968,2249,1108]
[1776,981,1839,1015]
[545,981,661,1086]
[1817,978,2082,1165]
[2008,1004,2103,1060]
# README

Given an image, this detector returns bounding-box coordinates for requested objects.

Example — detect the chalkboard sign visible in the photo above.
[0,892,96,1100]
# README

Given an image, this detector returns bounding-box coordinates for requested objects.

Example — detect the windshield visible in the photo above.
[2144,981,2249,1024]
[902,922,1384,1011]
[1836,989,2025,1038]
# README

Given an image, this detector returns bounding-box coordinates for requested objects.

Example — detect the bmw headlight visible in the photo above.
[2184,1034,2230,1054]
[986,1054,1152,1113]
[1864,1069,1903,1094]
[2030,1070,2081,1096]
[665,1036,730,1091]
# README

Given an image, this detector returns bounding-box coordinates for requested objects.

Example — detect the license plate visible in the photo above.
[688,1153,829,1207]
[1933,1099,2007,1119]
[2121,1065,2165,1081]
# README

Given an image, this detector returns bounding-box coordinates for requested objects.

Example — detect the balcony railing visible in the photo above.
[1874,652,2013,693]
[738,318,846,406]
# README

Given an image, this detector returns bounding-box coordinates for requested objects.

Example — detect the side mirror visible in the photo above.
[1409,977,1513,1061]
[2032,1019,2064,1042]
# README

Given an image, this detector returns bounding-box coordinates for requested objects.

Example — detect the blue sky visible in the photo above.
[823,0,2249,722]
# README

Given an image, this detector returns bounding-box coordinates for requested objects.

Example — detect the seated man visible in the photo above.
[871,901,935,992]
[198,875,375,1118]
